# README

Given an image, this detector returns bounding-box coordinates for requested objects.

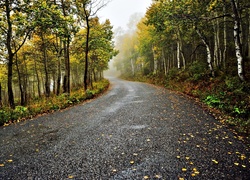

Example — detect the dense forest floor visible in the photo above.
[121,65,250,143]
[0,79,110,126]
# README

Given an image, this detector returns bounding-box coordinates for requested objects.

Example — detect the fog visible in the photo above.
[104,60,121,77]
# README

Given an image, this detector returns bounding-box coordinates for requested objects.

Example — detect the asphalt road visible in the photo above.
[0,77,249,179]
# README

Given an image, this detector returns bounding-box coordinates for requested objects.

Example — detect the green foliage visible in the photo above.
[0,79,109,126]
[187,61,208,82]
[204,95,222,108]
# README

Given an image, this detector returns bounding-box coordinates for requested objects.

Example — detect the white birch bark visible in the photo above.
[152,45,157,74]
[195,27,215,77]
[231,0,245,81]
[177,41,181,69]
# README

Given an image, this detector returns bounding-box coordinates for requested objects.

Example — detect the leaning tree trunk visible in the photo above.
[195,26,215,77]
[231,0,246,81]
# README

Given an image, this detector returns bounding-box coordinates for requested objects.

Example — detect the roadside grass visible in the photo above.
[0,79,109,126]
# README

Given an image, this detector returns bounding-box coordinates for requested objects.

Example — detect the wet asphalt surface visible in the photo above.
[0,77,249,180]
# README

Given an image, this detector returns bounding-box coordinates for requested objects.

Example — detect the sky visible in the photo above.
[98,0,152,30]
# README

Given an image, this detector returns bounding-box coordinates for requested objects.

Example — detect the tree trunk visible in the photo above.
[195,26,215,77]
[152,45,157,74]
[63,40,70,94]
[162,49,167,77]
[177,41,181,69]
[57,56,61,95]
[6,0,15,109]
[84,12,90,91]
[231,0,246,81]
[34,60,41,98]
[15,51,25,106]
[41,32,50,97]
[223,0,227,70]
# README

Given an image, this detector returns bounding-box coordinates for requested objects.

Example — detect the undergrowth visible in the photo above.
[0,79,109,126]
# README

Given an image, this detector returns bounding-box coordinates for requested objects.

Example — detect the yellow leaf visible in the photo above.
[68,175,74,179]
[185,156,190,160]
[130,161,134,164]
[179,178,184,180]
[112,169,117,172]
[144,176,149,179]
[177,156,181,159]
[7,160,13,163]
[146,139,151,142]
[242,165,246,168]
[133,153,138,156]
[182,168,187,172]
[240,154,246,160]
[155,174,161,178]
[212,159,218,164]
[0,164,4,167]
[234,162,239,166]
[191,173,196,177]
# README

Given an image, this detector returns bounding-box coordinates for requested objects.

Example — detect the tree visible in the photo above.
[75,0,110,90]
[0,0,34,108]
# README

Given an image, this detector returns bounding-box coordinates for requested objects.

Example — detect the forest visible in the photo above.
[113,0,250,135]
[0,0,116,125]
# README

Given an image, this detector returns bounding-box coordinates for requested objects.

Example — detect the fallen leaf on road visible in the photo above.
[212,159,218,164]
[155,174,161,178]
[182,168,187,172]
[130,160,134,164]
[0,164,4,167]
[234,162,239,166]
[7,160,13,163]
[143,176,149,179]
[68,175,74,179]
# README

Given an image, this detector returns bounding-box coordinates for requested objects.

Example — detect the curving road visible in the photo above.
[0,77,249,179]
